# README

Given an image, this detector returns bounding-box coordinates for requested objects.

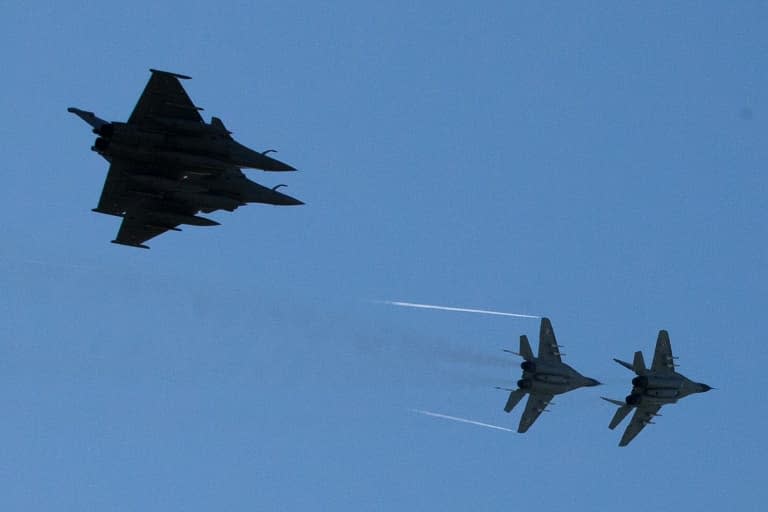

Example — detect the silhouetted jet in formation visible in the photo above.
[69,69,302,249]
[500,318,600,433]
[602,330,712,446]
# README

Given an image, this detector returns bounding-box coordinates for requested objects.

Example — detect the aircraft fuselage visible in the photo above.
[627,373,706,406]
[518,361,598,395]
[91,122,292,172]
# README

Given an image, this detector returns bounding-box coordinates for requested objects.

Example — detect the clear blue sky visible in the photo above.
[1,2,766,510]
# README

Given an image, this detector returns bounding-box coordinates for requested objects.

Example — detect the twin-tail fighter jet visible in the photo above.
[500,317,600,433]
[602,330,712,446]
[69,69,302,249]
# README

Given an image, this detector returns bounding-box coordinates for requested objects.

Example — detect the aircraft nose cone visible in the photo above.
[242,145,297,171]
[699,383,713,392]
[276,194,304,206]
[266,184,303,205]
[271,161,297,172]
[585,378,601,387]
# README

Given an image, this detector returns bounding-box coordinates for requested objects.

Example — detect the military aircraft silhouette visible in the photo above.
[499,318,600,433]
[602,330,712,446]
[69,69,302,249]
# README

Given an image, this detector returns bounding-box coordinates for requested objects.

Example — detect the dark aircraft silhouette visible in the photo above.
[69,69,302,249]
[499,318,600,433]
[602,330,712,446]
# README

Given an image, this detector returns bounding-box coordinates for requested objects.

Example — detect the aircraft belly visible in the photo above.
[532,373,570,385]
[165,134,228,156]
[644,376,680,388]
[528,380,567,395]
[640,395,676,406]
[644,388,680,399]
[175,192,242,211]
[104,140,231,172]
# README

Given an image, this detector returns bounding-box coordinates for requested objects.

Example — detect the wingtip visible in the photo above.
[149,68,192,80]
[111,240,150,250]
[266,163,297,172]
[613,358,634,371]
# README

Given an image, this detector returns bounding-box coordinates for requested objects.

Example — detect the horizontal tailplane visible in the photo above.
[519,335,534,361]
[67,107,108,129]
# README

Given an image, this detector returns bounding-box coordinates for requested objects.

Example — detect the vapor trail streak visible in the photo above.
[383,301,540,319]
[411,409,513,432]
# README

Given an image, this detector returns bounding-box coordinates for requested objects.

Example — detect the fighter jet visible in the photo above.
[499,318,601,433]
[602,330,712,447]
[68,69,302,248]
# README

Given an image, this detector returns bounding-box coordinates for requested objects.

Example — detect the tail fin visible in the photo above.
[632,351,647,375]
[504,389,526,413]
[519,335,534,361]
[210,116,232,135]
[67,107,108,130]
[613,352,647,375]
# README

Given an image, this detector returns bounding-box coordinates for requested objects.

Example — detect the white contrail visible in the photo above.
[411,409,513,432]
[382,300,540,319]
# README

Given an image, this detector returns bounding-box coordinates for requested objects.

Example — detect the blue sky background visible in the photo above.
[1,1,766,510]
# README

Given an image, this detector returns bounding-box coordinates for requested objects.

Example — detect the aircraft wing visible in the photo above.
[110,197,217,249]
[91,159,242,248]
[127,69,203,126]
[93,160,134,216]
[537,317,562,363]
[651,330,675,374]
[112,211,179,249]
[619,404,662,447]
[517,393,553,433]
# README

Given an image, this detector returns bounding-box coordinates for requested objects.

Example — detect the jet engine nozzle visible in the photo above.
[520,361,536,372]
[632,376,649,388]
[92,123,115,138]
[92,137,110,152]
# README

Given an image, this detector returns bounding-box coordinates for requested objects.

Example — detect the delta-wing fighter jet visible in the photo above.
[602,330,712,446]
[69,69,302,248]
[499,318,600,433]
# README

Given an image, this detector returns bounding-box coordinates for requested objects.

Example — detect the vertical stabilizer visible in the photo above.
[210,116,232,135]
[632,351,647,375]
[519,335,534,361]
